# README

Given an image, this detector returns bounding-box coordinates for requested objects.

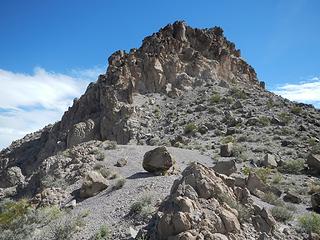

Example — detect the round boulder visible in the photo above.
[143,147,174,173]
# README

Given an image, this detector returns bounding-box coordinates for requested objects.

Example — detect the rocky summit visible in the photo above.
[1,21,320,240]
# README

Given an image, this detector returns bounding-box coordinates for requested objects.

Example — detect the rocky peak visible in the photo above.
[0,21,263,188]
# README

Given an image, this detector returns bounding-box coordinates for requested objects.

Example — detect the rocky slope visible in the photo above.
[1,21,320,240]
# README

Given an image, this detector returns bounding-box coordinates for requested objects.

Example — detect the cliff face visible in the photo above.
[0,21,261,185]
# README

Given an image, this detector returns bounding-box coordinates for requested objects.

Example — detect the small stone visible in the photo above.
[220,143,233,157]
[283,192,302,204]
[115,158,128,167]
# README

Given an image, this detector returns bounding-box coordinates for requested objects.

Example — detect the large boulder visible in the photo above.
[80,171,108,198]
[261,154,277,168]
[220,143,233,157]
[307,154,320,174]
[143,147,174,173]
[213,160,237,176]
[311,192,320,210]
[0,166,25,188]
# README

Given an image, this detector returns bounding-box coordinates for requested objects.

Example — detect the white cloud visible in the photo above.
[273,77,320,108]
[0,66,103,149]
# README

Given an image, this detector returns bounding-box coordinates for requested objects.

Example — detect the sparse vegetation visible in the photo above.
[266,98,275,109]
[291,105,302,115]
[278,159,304,174]
[113,178,126,190]
[229,87,247,99]
[221,136,235,144]
[258,116,270,126]
[129,196,154,221]
[272,172,283,184]
[184,123,198,134]
[93,224,111,240]
[242,166,272,183]
[278,112,292,125]
[271,206,293,222]
[210,93,221,104]
[261,192,284,206]
[298,213,320,234]
[0,199,66,240]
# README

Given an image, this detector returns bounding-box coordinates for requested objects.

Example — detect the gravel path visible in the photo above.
[70,145,213,240]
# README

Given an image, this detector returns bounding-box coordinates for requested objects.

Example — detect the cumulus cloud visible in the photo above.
[0,66,104,149]
[273,77,320,108]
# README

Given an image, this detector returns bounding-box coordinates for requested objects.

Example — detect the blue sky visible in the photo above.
[0,0,320,148]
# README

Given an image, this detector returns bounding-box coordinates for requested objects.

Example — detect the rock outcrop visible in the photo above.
[144,163,277,240]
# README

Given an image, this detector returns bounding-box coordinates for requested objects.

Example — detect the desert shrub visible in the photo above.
[49,214,84,240]
[255,168,272,183]
[153,108,161,118]
[93,224,111,240]
[278,112,292,125]
[129,196,154,221]
[222,96,234,104]
[271,206,293,222]
[258,116,270,126]
[309,138,318,146]
[210,93,221,104]
[311,144,320,154]
[272,172,283,184]
[0,199,62,240]
[113,178,126,190]
[261,192,284,206]
[266,99,275,109]
[278,159,304,174]
[221,136,235,144]
[242,167,271,183]
[0,199,30,228]
[291,105,302,115]
[229,87,247,99]
[41,175,68,189]
[298,213,320,234]
[184,123,198,134]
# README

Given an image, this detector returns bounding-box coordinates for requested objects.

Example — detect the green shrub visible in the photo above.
[291,105,302,115]
[229,88,247,99]
[184,123,198,134]
[49,215,84,240]
[0,199,30,228]
[210,93,221,104]
[266,99,275,109]
[311,144,320,154]
[255,167,272,183]
[278,112,292,125]
[278,159,304,174]
[272,173,283,184]
[129,196,153,221]
[221,136,235,144]
[113,178,126,190]
[258,116,270,126]
[261,192,284,206]
[93,224,111,240]
[271,206,293,222]
[298,213,320,234]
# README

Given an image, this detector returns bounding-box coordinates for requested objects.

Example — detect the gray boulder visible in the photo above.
[262,154,277,168]
[213,160,237,176]
[307,154,320,174]
[220,143,233,157]
[311,192,320,210]
[80,171,108,198]
[143,147,174,173]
